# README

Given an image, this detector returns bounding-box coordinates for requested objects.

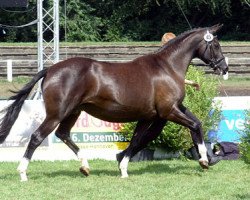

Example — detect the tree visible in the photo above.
[0,0,249,42]
[84,0,249,41]
[0,0,37,42]
[240,110,250,164]
[60,0,102,42]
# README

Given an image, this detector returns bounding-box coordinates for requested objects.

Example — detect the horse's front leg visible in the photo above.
[117,120,152,178]
[165,104,209,169]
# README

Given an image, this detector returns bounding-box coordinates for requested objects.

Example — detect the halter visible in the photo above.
[203,30,225,70]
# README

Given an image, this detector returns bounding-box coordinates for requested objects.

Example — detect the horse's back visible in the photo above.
[41,56,182,122]
[40,57,152,120]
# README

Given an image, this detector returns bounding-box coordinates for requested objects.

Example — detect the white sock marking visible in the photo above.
[17,157,30,172]
[17,157,30,182]
[77,150,89,169]
[119,156,129,178]
[198,143,208,162]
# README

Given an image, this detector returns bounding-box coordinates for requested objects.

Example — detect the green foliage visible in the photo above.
[120,66,221,152]
[240,110,250,164]
[0,0,249,42]
[102,22,129,42]
[0,0,37,42]
[61,0,102,42]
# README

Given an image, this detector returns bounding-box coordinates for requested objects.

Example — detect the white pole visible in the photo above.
[37,0,43,72]
[54,0,60,63]
[33,0,44,100]
[7,59,13,82]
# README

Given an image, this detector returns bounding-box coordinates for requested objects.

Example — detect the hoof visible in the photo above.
[121,175,128,179]
[79,166,90,177]
[199,160,209,169]
[19,171,28,182]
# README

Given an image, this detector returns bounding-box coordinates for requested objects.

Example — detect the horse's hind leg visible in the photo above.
[119,117,166,178]
[54,112,90,176]
[17,117,60,181]
[116,120,151,164]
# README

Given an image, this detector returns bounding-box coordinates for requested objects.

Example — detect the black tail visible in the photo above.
[0,69,48,143]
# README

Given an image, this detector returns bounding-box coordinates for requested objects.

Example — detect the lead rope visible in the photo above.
[217,77,228,97]
[175,0,192,29]
[217,56,229,97]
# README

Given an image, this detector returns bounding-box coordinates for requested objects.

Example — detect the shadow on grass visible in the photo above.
[128,162,203,176]
[0,173,21,181]
[234,193,250,199]
[29,160,204,180]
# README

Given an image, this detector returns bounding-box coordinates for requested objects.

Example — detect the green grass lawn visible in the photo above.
[0,76,34,99]
[219,76,250,87]
[0,159,249,200]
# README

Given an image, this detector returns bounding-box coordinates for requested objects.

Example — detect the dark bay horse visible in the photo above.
[0,24,228,181]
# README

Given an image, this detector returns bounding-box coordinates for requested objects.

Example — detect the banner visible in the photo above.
[208,96,250,143]
[0,96,249,161]
[0,100,129,161]
[0,100,47,148]
[52,111,129,150]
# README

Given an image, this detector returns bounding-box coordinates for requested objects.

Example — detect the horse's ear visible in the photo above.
[210,24,223,34]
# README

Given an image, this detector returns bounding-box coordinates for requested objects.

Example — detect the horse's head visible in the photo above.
[196,24,228,76]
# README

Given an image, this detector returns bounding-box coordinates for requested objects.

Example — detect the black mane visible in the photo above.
[156,27,206,53]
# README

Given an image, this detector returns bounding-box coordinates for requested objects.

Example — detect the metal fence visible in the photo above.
[0,44,249,77]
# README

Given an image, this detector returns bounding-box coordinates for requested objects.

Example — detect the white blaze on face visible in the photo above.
[223,57,229,80]
[223,72,229,80]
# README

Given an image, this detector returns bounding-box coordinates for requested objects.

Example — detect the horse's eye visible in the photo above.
[214,43,219,49]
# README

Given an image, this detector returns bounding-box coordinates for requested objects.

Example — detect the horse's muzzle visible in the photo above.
[213,61,228,76]
[213,67,226,75]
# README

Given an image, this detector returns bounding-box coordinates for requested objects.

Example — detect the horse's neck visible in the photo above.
[160,34,200,79]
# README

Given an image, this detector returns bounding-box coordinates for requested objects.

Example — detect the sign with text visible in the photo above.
[1,96,249,161]
[52,112,129,150]
[208,96,250,142]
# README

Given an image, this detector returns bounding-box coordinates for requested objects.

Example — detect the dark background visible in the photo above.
[0,0,249,42]
[0,0,28,8]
